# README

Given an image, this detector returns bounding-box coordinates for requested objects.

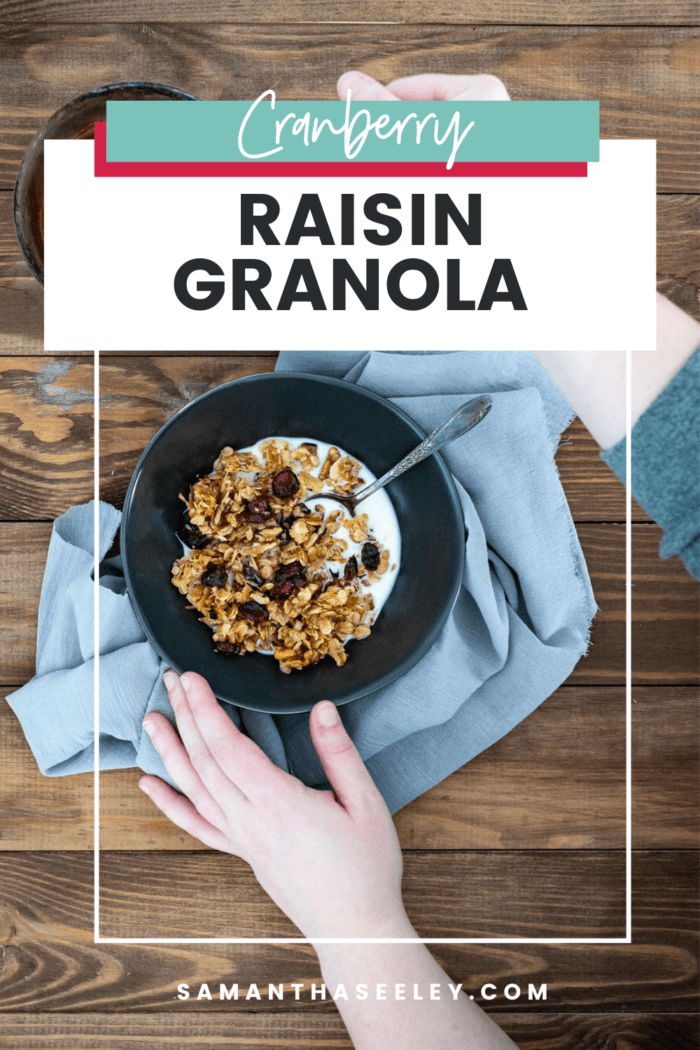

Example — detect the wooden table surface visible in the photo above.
[0,4,698,1048]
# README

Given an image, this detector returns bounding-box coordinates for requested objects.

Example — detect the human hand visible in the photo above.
[140,671,406,941]
[337,70,510,103]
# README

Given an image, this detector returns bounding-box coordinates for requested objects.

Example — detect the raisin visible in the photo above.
[344,555,358,581]
[361,542,381,571]
[244,497,272,523]
[240,600,268,622]
[244,566,264,589]
[271,468,300,498]
[214,640,241,656]
[177,510,209,549]
[201,565,227,588]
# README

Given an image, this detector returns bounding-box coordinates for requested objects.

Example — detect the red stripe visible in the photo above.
[94,123,587,178]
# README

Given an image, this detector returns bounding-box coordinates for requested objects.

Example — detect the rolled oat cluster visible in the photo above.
[172,439,390,673]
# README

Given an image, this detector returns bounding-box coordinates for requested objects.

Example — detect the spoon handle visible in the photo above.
[354,395,492,507]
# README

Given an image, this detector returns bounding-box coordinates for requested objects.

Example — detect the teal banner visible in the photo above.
[106,96,599,167]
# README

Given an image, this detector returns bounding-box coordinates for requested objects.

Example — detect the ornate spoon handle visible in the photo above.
[353,395,492,507]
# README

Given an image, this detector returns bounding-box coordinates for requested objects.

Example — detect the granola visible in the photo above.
[172,438,396,674]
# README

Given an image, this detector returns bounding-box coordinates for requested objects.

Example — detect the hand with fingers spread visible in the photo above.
[337,70,511,104]
[140,670,405,941]
[140,670,519,1050]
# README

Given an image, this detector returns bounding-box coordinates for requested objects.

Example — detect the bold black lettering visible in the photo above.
[240,194,280,245]
[174,258,224,311]
[435,193,481,245]
[332,259,379,310]
[232,260,272,310]
[478,259,527,310]
[285,194,335,245]
[446,259,475,310]
[411,195,425,246]
[277,259,327,310]
[341,194,355,245]
[364,194,402,245]
[386,259,439,311]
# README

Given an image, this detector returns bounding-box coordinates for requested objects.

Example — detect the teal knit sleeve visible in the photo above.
[600,348,699,580]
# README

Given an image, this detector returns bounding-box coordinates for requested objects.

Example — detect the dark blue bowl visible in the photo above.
[121,372,465,713]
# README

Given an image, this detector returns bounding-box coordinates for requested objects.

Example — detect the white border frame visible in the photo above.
[92,347,633,945]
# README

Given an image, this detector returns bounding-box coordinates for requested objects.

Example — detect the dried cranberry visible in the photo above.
[214,640,241,656]
[270,561,306,600]
[271,469,300,498]
[244,497,272,523]
[244,566,264,589]
[361,542,381,571]
[201,564,227,587]
[280,560,304,578]
[272,578,295,600]
[344,555,358,581]
[240,600,268,622]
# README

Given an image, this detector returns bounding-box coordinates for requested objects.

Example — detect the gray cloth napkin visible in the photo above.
[7,351,596,813]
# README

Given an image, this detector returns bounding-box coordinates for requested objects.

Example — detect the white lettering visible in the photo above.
[430,984,441,1000]
[292,113,311,147]
[312,115,344,143]
[504,984,521,1001]
[176,984,189,1000]
[481,984,497,1000]
[448,984,463,1000]
[246,984,261,1001]
[275,112,296,144]
[433,113,475,170]
[395,983,406,1000]
[238,89,284,159]
[197,984,212,1001]
[311,983,327,1000]
[219,984,238,1001]
[529,984,548,1001]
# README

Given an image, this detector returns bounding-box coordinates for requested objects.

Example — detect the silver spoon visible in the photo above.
[313,395,492,515]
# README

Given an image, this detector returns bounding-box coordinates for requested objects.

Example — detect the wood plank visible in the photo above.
[0,1013,698,1050]
[0,357,94,518]
[1,523,697,686]
[657,195,700,322]
[0,25,697,195]
[0,851,696,1012]
[573,523,700,686]
[0,522,51,682]
[0,1,698,25]
[0,351,652,522]
[98,851,629,940]
[2,686,696,853]
[1,193,699,352]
